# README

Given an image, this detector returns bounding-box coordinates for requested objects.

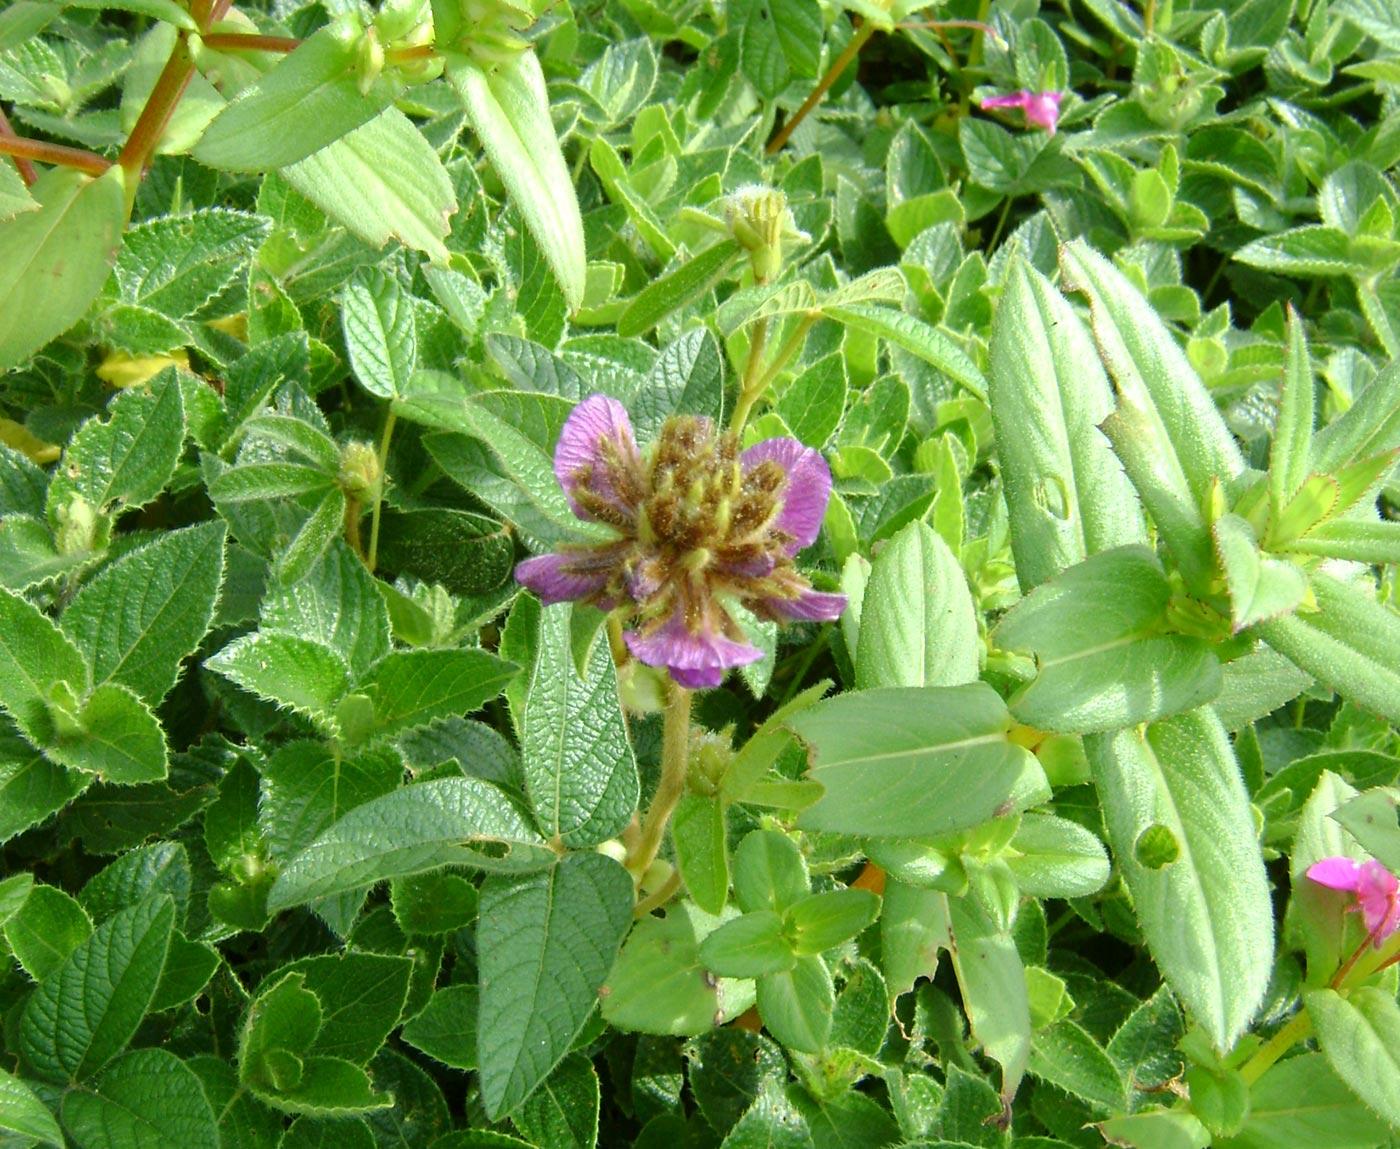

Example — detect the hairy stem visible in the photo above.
[0,107,38,186]
[0,134,110,178]
[633,870,682,917]
[626,683,692,880]
[1238,1009,1313,1086]
[365,409,397,574]
[199,32,301,53]
[766,19,876,155]
[343,494,364,558]
[729,316,772,432]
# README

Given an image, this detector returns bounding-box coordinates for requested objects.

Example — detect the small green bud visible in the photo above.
[338,441,382,500]
[54,496,105,556]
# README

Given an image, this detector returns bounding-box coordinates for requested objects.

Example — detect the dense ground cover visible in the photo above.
[2,0,1400,1146]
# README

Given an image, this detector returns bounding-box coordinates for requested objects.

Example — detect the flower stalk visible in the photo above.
[626,682,692,880]
[766,19,876,155]
[365,409,397,574]
[0,135,110,178]
[0,107,38,185]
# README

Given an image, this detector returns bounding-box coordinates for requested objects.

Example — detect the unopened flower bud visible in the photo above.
[338,441,382,500]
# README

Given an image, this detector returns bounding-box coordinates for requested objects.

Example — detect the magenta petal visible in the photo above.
[1307,857,1364,892]
[741,438,832,553]
[515,552,610,605]
[1023,92,1062,134]
[1356,861,1400,943]
[624,614,763,689]
[554,395,639,519]
[980,91,1032,110]
[766,589,847,622]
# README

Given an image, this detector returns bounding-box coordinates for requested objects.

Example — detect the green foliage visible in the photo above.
[3,0,1400,1143]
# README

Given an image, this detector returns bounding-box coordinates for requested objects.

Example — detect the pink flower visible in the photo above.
[514,396,845,689]
[1307,857,1400,947]
[980,89,1063,135]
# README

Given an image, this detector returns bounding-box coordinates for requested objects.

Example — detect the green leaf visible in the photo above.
[522,603,637,847]
[208,461,335,503]
[513,1054,600,1149]
[947,892,1030,1100]
[1229,1050,1390,1149]
[4,883,91,982]
[629,328,726,443]
[342,267,418,400]
[194,22,404,171]
[477,852,634,1117]
[822,303,987,402]
[755,953,833,1054]
[1258,573,1400,725]
[0,738,87,844]
[995,546,1222,733]
[1085,709,1273,1051]
[356,648,517,743]
[698,910,795,978]
[791,683,1049,837]
[616,240,742,337]
[672,792,730,915]
[989,259,1146,591]
[61,522,227,704]
[60,1048,217,1149]
[0,1065,62,1146]
[115,209,270,320]
[260,539,391,680]
[855,521,978,690]
[1005,815,1110,898]
[1060,240,1243,525]
[732,829,809,915]
[268,777,549,911]
[453,52,587,309]
[0,584,89,745]
[47,681,169,784]
[776,352,846,449]
[281,108,455,264]
[274,952,412,1065]
[770,0,822,77]
[1234,226,1387,278]
[785,889,880,954]
[1307,987,1400,1130]
[880,878,948,998]
[206,633,350,724]
[401,984,478,1070]
[1212,514,1308,632]
[20,895,174,1083]
[1099,1110,1210,1149]
[1270,309,1315,510]
[1029,1020,1127,1113]
[277,488,348,585]
[601,903,756,1036]
[0,165,127,371]
[723,1082,814,1149]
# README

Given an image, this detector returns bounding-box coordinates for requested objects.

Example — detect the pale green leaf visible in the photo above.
[60,1048,217,1149]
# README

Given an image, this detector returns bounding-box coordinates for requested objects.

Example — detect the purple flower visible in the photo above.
[980,89,1063,135]
[1307,856,1400,947]
[515,396,845,689]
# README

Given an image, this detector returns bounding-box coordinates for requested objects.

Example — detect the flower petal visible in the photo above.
[1356,860,1400,944]
[1023,91,1063,134]
[764,588,847,622]
[554,395,640,520]
[624,612,763,689]
[741,437,832,553]
[1307,857,1364,892]
[515,551,611,605]
[980,91,1033,110]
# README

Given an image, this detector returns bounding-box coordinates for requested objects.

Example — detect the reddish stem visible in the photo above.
[199,32,301,53]
[0,134,111,178]
[0,107,38,186]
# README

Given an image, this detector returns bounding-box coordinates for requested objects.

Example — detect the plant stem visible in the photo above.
[365,408,397,574]
[987,194,1014,250]
[0,107,38,186]
[116,0,232,210]
[626,682,692,880]
[199,32,301,53]
[1238,1009,1313,1086]
[343,494,364,558]
[633,870,682,917]
[0,135,110,178]
[766,19,876,155]
[729,317,771,432]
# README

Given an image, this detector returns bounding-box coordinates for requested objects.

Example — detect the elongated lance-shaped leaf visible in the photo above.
[454,52,587,310]
[617,239,743,338]
[1270,307,1316,511]
[1085,709,1273,1051]
[947,893,1030,1102]
[1060,241,1244,500]
[1307,987,1400,1131]
[1258,572,1400,725]
[822,303,987,401]
[0,165,127,371]
[193,21,405,171]
[1312,361,1400,473]
[988,259,1145,592]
